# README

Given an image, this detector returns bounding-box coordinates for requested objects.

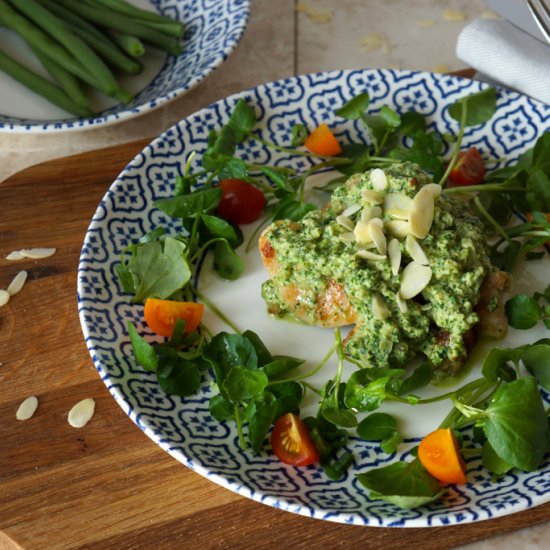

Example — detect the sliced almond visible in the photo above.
[400,261,432,299]
[68,398,96,428]
[339,231,356,243]
[19,248,56,259]
[6,251,25,261]
[336,214,355,231]
[361,189,384,205]
[342,204,361,217]
[372,293,390,320]
[0,290,9,307]
[369,221,387,255]
[405,235,429,266]
[7,270,28,296]
[409,187,434,239]
[422,183,442,199]
[396,291,408,313]
[370,168,388,191]
[356,249,386,261]
[385,220,411,238]
[361,206,382,223]
[354,220,373,244]
[16,396,38,420]
[387,238,401,276]
[384,193,413,220]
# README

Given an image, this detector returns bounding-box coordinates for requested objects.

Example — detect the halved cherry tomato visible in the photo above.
[215,178,266,225]
[448,147,485,186]
[271,413,320,466]
[144,298,204,337]
[418,428,467,485]
[304,123,342,156]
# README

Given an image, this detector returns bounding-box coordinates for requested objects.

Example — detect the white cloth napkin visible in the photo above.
[456,18,550,105]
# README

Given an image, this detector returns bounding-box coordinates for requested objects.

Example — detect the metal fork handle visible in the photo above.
[526,0,550,43]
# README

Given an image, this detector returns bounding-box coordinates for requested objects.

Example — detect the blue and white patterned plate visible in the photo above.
[78,69,550,527]
[0,0,250,133]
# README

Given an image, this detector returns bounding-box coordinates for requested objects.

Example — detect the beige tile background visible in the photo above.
[0,1,548,546]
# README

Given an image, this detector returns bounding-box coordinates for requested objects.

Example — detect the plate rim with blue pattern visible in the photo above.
[77,68,550,527]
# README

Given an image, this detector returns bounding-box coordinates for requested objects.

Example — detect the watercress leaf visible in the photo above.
[526,170,550,212]
[227,99,256,142]
[154,188,222,219]
[269,380,303,403]
[273,197,317,221]
[200,214,242,247]
[335,92,370,120]
[505,294,541,329]
[168,318,186,347]
[397,363,432,395]
[482,347,520,382]
[247,393,279,453]
[116,262,135,293]
[204,332,258,385]
[321,402,358,428]
[379,105,401,128]
[261,357,304,380]
[335,143,372,177]
[209,394,234,421]
[139,227,167,244]
[381,431,403,454]
[156,357,201,396]
[357,412,398,441]
[520,344,550,391]
[362,114,388,149]
[262,167,291,191]
[344,371,397,412]
[484,377,550,471]
[482,440,514,476]
[213,240,244,280]
[218,157,249,180]
[127,322,158,372]
[448,87,497,127]
[357,460,445,510]
[242,330,273,366]
[477,191,513,226]
[399,111,426,137]
[223,366,268,402]
[129,238,191,302]
[490,240,521,273]
[531,131,550,176]
[291,123,308,146]
[323,451,354,480]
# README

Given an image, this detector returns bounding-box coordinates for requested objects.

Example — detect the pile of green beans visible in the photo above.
[0,0,184,117]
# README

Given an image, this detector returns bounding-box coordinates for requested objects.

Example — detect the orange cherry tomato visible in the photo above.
[144,298,204,337]
[271,413,320,466]
[304,123,342,156]
[448,147,485,186]
[418,428,467,485]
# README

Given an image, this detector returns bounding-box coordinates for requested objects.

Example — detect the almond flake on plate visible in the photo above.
[7,248,56,260]
[361,206,382,223]
[342,204,361,217]
[400,261,432,299]
[356,249,386,261]
[370,168,388,191]
[0,290,10,307]
[384,193,413,220]
[7,270,28,296]
[369,221,387,255]
[405,235,429,266]
[361,189,384,205]
[409,187,435,239]
[68,398,96,428]
[336,214,355,231]
[16,396,38,420]
[387,238,401,276]
[372,293,390,320]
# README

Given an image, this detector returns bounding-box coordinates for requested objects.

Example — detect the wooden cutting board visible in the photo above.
[1,141,549,550]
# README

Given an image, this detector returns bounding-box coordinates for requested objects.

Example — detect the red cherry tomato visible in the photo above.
[271,413,320,466]
[215,179,266,224]
[448,147,485,186]
[144,298,204,337]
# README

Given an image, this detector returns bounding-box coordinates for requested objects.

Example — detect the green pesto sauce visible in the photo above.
[261,162,491,375]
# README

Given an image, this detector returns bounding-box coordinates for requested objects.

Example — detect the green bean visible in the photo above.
[90,0,185,37]
[30,45,90,108]
[56,0,182,55]
[0,49,94,118]
[111,32,145,58]
[37,0,142,74]
[6,0,133,103]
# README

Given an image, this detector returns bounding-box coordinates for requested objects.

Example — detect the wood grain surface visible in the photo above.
[1,140,549,550]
